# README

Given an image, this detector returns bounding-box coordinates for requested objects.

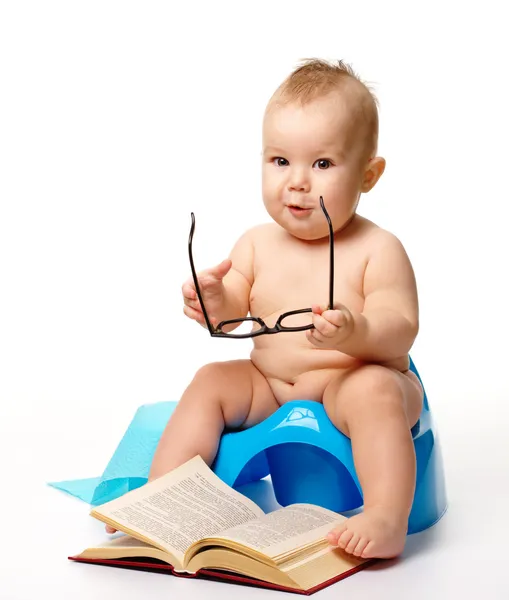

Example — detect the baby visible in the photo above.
[108,59,423,560]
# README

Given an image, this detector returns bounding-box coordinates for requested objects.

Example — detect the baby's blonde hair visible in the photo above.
[269,58,379,159]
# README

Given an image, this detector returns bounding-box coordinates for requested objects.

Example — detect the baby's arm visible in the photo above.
[336,232,419,361]
[183,229,254,330]
[218,230,255,323]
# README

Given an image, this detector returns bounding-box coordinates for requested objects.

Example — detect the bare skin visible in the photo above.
[107,89,423,561]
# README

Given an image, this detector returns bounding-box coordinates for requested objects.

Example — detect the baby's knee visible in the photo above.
[192,361,233,388]
[172,363,232,420]
[352,365,404,406]
[188,361,248,413]
[326,365,405,424]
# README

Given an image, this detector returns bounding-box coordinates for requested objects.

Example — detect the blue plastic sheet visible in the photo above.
[48,401,177,506]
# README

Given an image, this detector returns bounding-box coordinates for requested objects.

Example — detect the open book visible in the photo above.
[71,455,373,594]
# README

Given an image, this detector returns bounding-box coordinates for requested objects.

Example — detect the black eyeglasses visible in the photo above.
[188,196,335,339]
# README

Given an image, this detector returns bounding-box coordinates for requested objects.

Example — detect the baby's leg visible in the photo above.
[150,359,279,479]
[322,364,423,559]
[106,359,278,533]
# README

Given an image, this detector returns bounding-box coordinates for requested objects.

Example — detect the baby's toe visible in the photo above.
[344,533,361,555]
[353,537,369,557]
[327,523,346,546]
[337,529,354,549]
[361,540,375,558]
[105,525,117,534]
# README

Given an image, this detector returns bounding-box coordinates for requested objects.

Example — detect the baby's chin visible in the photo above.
[265,207,331,242]
[275,218,329,242]
[287,228,327,242]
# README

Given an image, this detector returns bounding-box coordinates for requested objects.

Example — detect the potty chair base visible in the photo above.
[212,399,446,535]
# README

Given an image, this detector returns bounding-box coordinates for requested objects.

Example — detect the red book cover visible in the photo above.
[69,555,375,595]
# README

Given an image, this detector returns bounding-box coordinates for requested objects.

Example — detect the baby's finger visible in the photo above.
[206,259,232,282]
[306,327,326,346]
[182,282,197,300]
[311,304,324,315]
[183,305,219,328]
[321,309,346,327]
[306,329,317,345]
[183,305,206,325]
[183,296,202,311]
[312,313,339,337]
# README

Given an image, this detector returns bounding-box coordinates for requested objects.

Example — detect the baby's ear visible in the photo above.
[361,156,386,192]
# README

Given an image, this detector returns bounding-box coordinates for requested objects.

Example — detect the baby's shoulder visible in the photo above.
[241,222,281,246]
[356,216,407,255]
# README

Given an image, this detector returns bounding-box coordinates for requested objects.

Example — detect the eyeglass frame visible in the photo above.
[188,196,335,339]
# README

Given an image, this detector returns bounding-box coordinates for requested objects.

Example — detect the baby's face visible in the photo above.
[262,93,373,241]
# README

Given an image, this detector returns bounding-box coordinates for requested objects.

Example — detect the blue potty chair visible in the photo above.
[212,357,447,534]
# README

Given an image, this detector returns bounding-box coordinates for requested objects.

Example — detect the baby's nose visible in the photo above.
[287,168,311,192]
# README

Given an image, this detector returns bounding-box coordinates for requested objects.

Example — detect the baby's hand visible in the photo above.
[306,304,354,349]
[182,259,232,327]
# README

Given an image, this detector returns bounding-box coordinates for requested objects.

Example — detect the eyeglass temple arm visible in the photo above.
[188,213,216,335]
[319,196,334,310]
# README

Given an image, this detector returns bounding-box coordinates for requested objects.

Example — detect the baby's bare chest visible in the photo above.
[249,240,367,322]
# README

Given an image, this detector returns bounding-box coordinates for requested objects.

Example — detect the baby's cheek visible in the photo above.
[261,169,277,194]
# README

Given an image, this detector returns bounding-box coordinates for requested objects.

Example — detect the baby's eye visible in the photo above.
[313,159,331,169]
[273,157,289,167]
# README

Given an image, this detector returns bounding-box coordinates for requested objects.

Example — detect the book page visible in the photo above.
[93,535,157,550]
[91,455,265,566]
[213,504,347,561]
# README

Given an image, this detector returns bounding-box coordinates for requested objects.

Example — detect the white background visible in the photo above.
[1,1,508,599]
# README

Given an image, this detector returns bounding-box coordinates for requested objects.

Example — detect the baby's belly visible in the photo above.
[250,332,410,405]
[250,333,364,404]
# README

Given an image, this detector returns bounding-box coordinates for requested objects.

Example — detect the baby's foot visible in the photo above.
[327,507,407,559]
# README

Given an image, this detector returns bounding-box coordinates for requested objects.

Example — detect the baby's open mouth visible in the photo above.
[287,205,313,218]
